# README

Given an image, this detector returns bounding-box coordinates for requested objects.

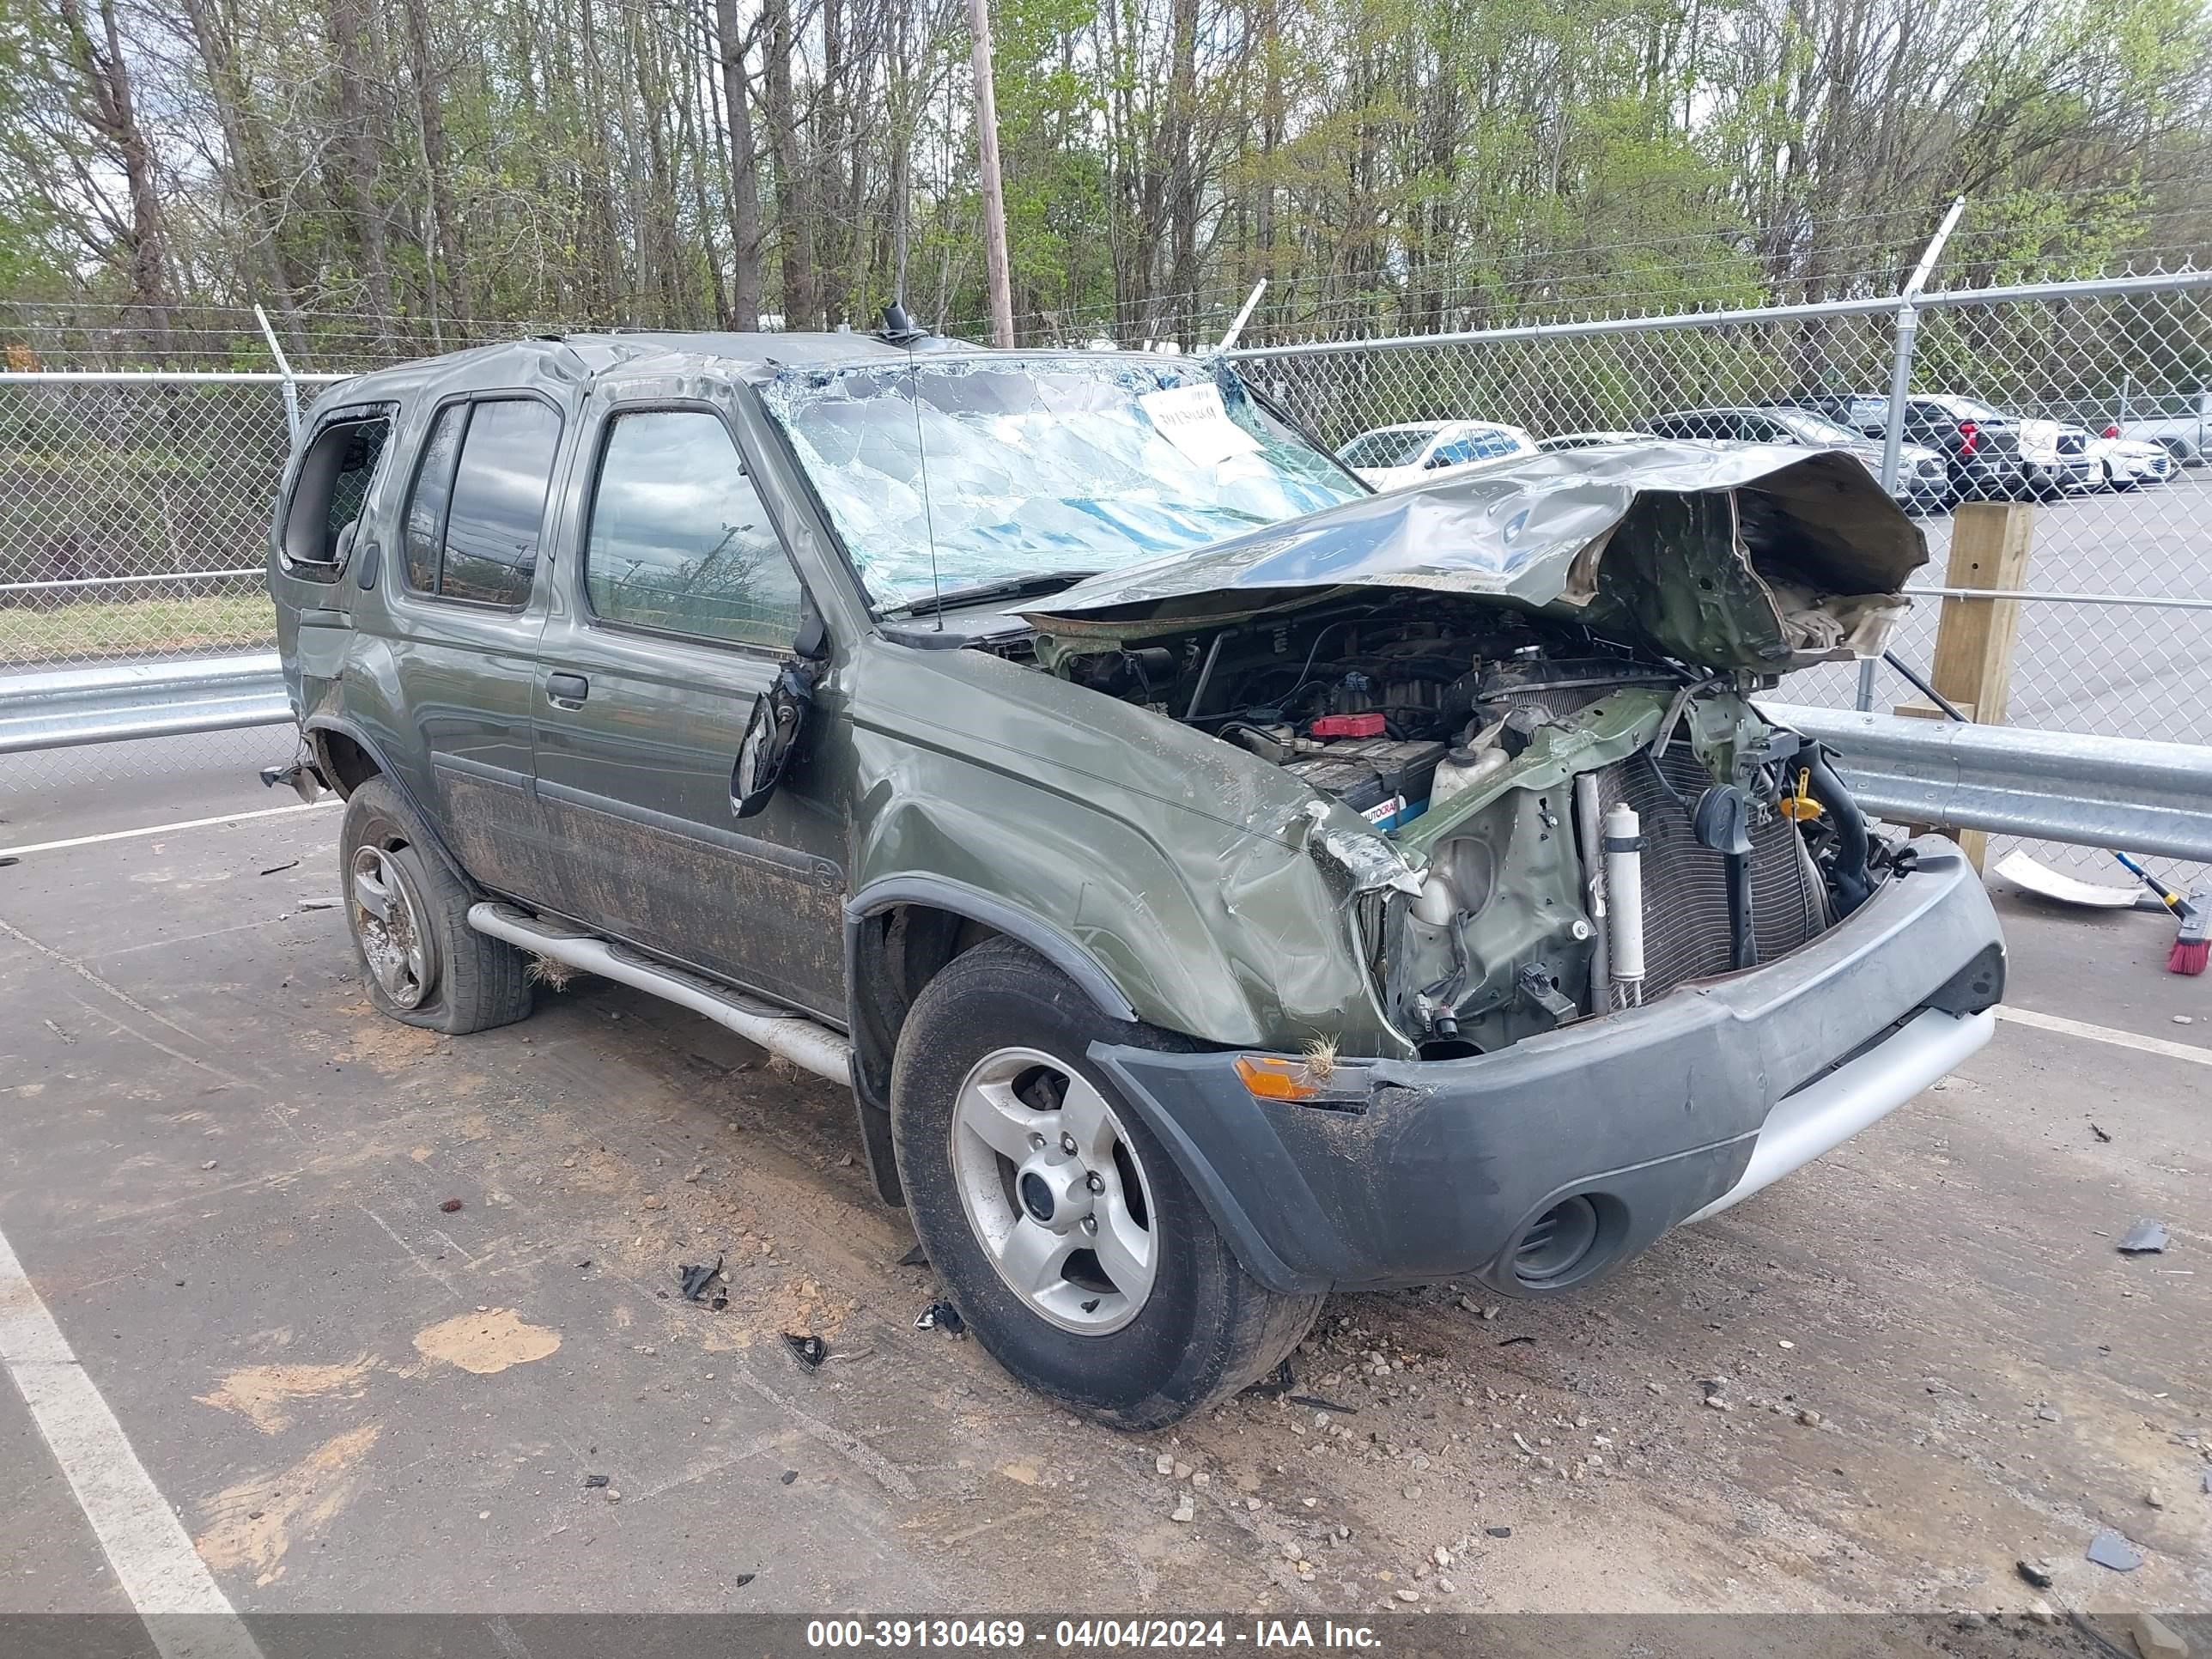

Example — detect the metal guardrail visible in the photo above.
[0,653,290,756]
[3,657,2205,865]
[1765,703,2212,862]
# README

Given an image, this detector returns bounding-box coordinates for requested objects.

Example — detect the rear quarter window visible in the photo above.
[280,410,393,580]
[400,398,562,607]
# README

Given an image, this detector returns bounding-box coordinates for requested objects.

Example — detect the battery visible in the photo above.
[1283,738,1447,823]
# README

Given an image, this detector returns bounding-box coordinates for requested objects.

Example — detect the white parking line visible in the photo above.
[0,1223,264,1658]
[0,799,337,860]
[1995,1003,2212,1066]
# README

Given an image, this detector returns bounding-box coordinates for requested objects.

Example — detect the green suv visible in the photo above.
[266,325,2004,1427]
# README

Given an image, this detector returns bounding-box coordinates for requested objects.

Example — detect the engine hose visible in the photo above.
[1807,751,1871,916]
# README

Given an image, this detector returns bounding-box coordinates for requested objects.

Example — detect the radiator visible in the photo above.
[1594,746,1825,1006]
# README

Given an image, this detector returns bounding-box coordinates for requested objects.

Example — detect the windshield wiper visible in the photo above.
[896,569,1098,617]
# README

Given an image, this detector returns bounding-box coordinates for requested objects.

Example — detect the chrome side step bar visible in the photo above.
[467,902,853,1085]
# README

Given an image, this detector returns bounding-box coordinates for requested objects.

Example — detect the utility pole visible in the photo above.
[967,0,1015,347]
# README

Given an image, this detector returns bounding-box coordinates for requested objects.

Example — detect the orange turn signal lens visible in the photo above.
[1234,1055,1322,1101]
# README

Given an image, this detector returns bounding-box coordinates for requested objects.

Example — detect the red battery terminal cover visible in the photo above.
[1310,712,1387,738]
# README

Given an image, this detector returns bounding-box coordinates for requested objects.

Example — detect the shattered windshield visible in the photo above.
[761,355,1364,611]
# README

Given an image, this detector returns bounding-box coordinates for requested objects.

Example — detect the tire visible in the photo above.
[338,776,534,1035]
[890,938,1322,1429]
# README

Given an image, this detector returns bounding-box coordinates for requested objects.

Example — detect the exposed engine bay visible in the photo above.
[1030,590,1893,1057]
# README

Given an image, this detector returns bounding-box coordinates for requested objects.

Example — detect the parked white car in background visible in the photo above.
[2017,418,2100,494]
[2087,428,2177,490]
[1536,430,1655,451]
[1336,420,1540,489]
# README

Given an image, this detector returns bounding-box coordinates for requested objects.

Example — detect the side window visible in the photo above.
[280,411,392,580]
[403,405,465,592]
[401,398,562,605]
[583,409,808,649]
[1425,435,1475,469]
[1470,428,1518,459]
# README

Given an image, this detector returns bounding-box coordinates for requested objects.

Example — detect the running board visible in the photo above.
[467,902,853,1085]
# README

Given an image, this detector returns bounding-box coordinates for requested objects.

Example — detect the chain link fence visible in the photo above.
[3,274,2209,887]
[0,372,344,821]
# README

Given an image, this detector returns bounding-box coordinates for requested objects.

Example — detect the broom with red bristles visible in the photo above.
[2110,851,2209,976]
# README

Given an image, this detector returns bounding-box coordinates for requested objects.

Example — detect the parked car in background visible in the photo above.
[1336,420,1540,489]
[1536,430,1654,451]
[2106,393,2209,465]
[1644,405,1953,513]
[2087,429,2175,491]
[265,327,2001,1429]
[1779,392,2024,501]
[2016,419,2099,495]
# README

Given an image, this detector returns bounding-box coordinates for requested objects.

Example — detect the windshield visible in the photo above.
[1336,427,1440,469]
[1771,409,1863,445]
[762,355,1364,611]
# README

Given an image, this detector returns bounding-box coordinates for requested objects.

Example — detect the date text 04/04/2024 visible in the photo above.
[803,1620,1383,1650]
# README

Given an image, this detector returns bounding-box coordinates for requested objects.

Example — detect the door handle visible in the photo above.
[545,672,590,708]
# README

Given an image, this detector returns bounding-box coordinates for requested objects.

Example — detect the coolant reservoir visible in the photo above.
[1429,744,1510,807]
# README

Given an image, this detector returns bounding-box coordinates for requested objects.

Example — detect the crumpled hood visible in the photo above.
[1026,441,1928,673]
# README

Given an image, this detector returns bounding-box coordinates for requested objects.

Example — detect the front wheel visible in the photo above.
[890,939,1322,1428]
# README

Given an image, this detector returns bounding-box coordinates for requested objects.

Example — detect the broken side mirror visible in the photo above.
[732,659,817,819]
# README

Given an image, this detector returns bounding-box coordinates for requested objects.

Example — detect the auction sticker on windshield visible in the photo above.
[1140,382,1261,468]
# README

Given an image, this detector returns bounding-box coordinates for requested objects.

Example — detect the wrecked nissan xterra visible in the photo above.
[266,325,2003,1427]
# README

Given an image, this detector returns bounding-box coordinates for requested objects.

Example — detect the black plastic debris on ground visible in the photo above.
[1289,1394,1356,1416]
[731,1573,757,1589]
[1486,1526,1511,1539]
[259,861,300,876]
[679,1255,727,1309]
[1242,1358,1296,1400]
[779,1469,798,1486]
[783,1332,827,1370]
[2086,1529,2143,1571]
[2015,1557,2055,1589]
[1498,1334,1535,1347]
[915,1301,965,1336]
[896,1243,929,1267]
[582,1474,611,1489]
[2118,1218,2169,1255]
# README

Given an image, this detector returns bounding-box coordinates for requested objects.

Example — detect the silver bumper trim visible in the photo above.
[1686,1006,1996,1222]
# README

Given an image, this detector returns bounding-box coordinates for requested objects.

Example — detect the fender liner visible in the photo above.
[301,714,479,893]
[842,875,1144,1208]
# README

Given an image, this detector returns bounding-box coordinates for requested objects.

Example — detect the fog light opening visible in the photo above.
[1513,1195,1601,1286]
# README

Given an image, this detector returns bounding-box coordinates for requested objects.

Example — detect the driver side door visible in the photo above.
[529,393,848,1019]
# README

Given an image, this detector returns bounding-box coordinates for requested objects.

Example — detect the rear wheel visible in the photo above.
[891,938,1322,1428]
[339,777,534,1035]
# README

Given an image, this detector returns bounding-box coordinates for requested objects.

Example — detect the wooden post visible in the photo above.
[1893,500,2035,869]
[966,0,1016,349]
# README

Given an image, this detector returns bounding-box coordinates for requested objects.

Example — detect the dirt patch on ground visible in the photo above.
[194,1423,383,1586]
[196,1358,374,1434]
[411,1309,562,1375]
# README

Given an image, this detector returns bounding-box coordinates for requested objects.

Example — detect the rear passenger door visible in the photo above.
[375,392,567,902]
[529,394,847,1019]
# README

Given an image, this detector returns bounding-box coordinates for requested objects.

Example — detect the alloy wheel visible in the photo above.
[948,1045,1159,1335]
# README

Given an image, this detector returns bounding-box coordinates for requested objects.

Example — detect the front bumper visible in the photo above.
[1094,839,2003,1297]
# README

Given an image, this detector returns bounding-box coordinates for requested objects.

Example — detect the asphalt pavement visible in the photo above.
[0,793,2205,1639]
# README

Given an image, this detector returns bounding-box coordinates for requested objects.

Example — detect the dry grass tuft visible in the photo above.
[526,954,577,991]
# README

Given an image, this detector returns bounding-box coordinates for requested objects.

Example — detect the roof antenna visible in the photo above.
[901,330,944,631]
[878,299,927,348]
